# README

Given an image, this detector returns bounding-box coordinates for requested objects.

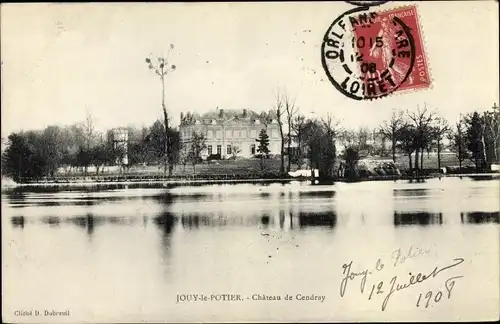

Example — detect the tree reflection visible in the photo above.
[298,211,337,228]
[461,212,499,224]
[393,212,443,226]
[10,216,25,228]
[153,211,177,274]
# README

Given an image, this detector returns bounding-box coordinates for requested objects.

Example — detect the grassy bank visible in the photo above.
[370,152,469,171]
[15,153,493,184]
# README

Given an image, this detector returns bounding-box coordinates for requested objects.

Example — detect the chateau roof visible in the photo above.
[181,108,278,126]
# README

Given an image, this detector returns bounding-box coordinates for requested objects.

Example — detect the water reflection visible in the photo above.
[461,212,500,224]
[393,188,429,197]
[393,212,443,226]
[298,190,336,198]
[10,216,25,228]
[2,178,499,322]
[41,216,61,227]
[298,211,337,228]
[261,214,271,228]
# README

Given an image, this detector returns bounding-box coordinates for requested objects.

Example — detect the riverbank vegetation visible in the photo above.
[2,101,499,183]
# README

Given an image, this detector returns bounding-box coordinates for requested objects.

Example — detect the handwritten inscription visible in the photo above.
[339,246,464,311]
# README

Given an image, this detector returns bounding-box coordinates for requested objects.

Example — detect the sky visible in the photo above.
[1,1,499,138]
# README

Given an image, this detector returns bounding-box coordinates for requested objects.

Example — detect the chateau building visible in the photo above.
[179,108,282,159]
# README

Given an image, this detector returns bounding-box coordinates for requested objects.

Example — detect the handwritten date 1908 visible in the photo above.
[416,276,464,308]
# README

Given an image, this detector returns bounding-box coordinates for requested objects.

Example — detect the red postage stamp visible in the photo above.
[353,5,431,94]
[322,4,431,100]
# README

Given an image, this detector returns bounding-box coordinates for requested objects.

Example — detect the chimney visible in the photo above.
[180,112,184,122]
[243,109,247,118]
[219,109,224,118]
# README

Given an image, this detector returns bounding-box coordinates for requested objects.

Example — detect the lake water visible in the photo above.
[2,178,499,322]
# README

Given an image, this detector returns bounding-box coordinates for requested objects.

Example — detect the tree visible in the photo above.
[407,106,437,174]
[167,127,181,174]
[81,113,99,175]
[127,126,150,166]
[464,112,487,171]
[2,133,36,182]
[273,90,287,175]
[431,117,450,170]
[484,103,500,163]
[448,117,467,171]
[302,116,337,181]
[75,146,92,174]
[188,132,206,174]
[319,115,337,180]
[37,126,65,177]
[256,128,270,174]
[146,120,167,166]
[356,127,373,156]
[90,142,109,175]
[379,110,405,162]
[396,124,418,173]
[291,114,306,168]
[145,44,177,176]
[256,128,270,157]
[229,142,241,159]
[344,146,361,180]
[284,93,298,172]
[178,143,189,172]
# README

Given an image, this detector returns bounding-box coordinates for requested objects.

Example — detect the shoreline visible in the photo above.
[2,173,498,189]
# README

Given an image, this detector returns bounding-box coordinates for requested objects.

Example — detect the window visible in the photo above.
[215,130,222,139]
[208,145,213,155]
[250,129,257,138]
[216,145,222,155]
[251,144,256,155]
[207,130,213,139]
[225,129,232,138]
[227,145,232,155]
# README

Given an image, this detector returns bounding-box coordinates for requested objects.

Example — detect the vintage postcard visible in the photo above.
[1,1,499,323]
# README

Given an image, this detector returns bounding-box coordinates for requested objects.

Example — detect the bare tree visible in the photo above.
[188,132,206,174]
[291,114,306,169]
[407,105,437,175]
[448,116,467,171]
[432,116,450,170]
[145,44,177,176]
[379,110,405,162]
[320,114,338,180]
[81,113,99,175]
[82,112,97,151]
[273,89,286,175]
[484,103,500,163]
[284,94,298,172]
[229,142,241,159]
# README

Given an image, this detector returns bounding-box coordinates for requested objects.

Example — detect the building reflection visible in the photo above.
[393,212,443,226]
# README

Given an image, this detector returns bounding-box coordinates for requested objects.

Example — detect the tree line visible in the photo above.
[2,102,499,182]
[1,114,181,181]
[270,97,499,179]
[376,105,500,175]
